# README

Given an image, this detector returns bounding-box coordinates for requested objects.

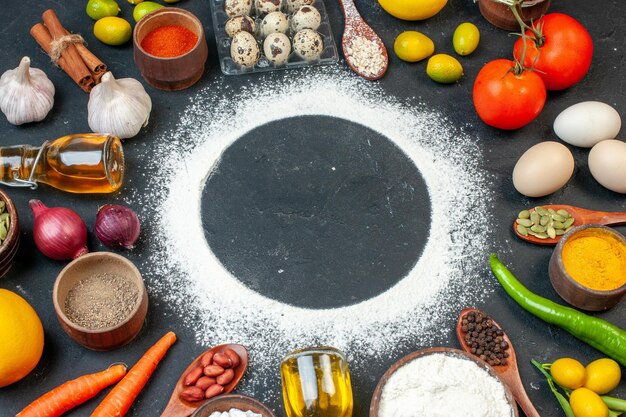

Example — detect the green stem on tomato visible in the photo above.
[603,396,626,413]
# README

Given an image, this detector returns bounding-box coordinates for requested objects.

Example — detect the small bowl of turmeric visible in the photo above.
[549,224,626,311]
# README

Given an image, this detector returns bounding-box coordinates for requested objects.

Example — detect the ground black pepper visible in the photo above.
[461,310,510,366]
[64,272,139,330]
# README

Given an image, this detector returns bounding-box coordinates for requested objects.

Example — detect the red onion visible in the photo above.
[94,204,140,249]
[29,199,88,260]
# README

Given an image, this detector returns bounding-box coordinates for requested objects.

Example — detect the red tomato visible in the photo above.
[473,59,546,130]
[513,13,593,90]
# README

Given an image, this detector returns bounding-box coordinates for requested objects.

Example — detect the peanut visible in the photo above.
[216,368,235,385]
[212,352,232,368]
[196,376,217,391]
[205,383,224,399]
[200,351,214,367]
[203,364,225,377]
[180,386,205,402]
[223,348,241,368]
[183,365,204,387]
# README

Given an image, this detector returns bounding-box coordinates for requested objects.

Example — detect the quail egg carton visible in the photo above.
[209,0,339,75]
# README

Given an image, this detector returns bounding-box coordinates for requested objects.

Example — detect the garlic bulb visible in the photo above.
[88,72,152,139]
[0,57,55,125]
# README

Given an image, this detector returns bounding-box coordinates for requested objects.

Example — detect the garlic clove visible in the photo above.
[0,57,55,125]
[88,72,152,139]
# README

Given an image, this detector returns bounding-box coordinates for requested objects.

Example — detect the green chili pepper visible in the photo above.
[490,254,626,367]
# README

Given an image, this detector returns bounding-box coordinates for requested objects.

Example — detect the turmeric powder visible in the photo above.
[562,229,626,291]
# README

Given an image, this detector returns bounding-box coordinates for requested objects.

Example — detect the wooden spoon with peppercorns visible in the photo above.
[456,308,540,417]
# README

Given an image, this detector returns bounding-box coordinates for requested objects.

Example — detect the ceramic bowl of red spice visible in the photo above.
[133,7,208,91]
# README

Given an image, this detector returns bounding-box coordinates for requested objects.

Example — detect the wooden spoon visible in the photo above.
[456,308,540,417]
[161,344,248,417]
[337,0,388,80]
[513,204,626,246]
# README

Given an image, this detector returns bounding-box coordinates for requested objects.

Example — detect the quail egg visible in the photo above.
[293,29,323,60]
[225,15,257,37]
[230,31,260,67]
[224,0,253,16]
[260,11,289,38]
[286,0,314,13]
[263,33,291,65]
[255,0,282,15]
[291,5,321,32]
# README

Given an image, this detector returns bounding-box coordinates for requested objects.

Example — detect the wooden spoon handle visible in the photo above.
[336,0,361,23]
[506,371,541,417]
[591,211,626,226]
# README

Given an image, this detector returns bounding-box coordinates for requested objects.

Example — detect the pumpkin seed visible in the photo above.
[516,218,533,227]
[0,224,7,241]
[535,207,549,216]
[531,224,546,233]
[563,218,575,228]
[0,200,5,212]
[552,220,565,229]
[555,229,565,236]
[548,208,556,215]
[516,224,529,236]
[551,214,566,222]
[540,215,550,226]
[534,232,549,239]
[547,227,556,239]
[557,209,570,217]
[518,210,530,219]
[530,212,540,224]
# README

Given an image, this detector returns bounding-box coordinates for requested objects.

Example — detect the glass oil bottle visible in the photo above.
[281,346,353,417]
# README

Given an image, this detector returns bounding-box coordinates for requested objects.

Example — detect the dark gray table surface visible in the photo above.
[1,0,625,416]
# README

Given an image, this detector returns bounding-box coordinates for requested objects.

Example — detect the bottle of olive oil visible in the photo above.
[0,133,124,194]
[281,347,353,417]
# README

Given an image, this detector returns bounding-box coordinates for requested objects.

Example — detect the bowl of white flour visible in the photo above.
[370,347,518,417]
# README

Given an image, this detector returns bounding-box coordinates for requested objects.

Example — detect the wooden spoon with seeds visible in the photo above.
[513,204,626,246]
[337,0,388,80]
[456,308,540,417]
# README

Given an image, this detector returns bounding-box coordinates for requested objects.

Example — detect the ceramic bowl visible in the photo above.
[370,347,518,417]
[549,224,626,311]
[53,252,148,351]
[0,189,20,278]
[192,394,276,417]
[477,0,551,31]
[133,8,208,91]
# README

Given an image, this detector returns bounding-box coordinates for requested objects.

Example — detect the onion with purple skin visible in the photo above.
[94,204,140,249]
[29,199,88,260]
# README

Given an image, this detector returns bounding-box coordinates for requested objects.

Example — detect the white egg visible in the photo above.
[286,0,315,12]
[589,140,626,194]
[255,0,282,15]
[291,5,321,32]
[293,29,323,61]
[260,12,289,38]
[230,31,260,67]
[224,0,253,17]
[263,32,291,65]
[553,101,621,148]
[225,15,256,38]
[512,141,575,197]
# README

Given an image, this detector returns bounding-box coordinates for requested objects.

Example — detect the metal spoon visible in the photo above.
[513,204,626,246]
[456,308,540,417]
[337,0,388,80]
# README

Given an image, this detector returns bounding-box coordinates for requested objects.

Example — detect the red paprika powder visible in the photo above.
[141,25,199,58]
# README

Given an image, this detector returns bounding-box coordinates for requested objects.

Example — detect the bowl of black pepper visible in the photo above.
[53,252,148,351]
[0,189,20,279]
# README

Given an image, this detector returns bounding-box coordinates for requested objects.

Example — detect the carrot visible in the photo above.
[90,332,177,417]
[17,364,127,417]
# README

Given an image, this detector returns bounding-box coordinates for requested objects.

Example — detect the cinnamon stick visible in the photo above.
[63,28,107,76]
[41,9,93,92]
[30,23,94,92]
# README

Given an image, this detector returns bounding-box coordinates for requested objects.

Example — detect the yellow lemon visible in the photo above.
[378,0,448,21]
[584,358,621,395]
[133,1,164,22]
[86,0,121,20]
[394,31,434,62]
[0,289,44,388]
[426,54,463,83]
[453,22,480,56]
[94,16,132,46]
[550,358,586,390]
[570,388,609,417]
